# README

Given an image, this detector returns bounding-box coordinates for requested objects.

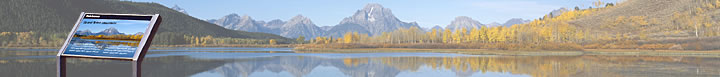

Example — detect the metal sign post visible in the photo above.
[56,56,65,77]
[56,12,160,77]
[57,56,144,77]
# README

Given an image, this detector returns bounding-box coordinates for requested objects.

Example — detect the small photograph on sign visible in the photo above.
[62,17,151,58]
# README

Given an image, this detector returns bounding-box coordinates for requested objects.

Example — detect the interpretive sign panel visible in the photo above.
[57,12,161,61]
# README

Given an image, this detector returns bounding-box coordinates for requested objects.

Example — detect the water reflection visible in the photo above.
[193,56,539,77]
[1,48,720,77]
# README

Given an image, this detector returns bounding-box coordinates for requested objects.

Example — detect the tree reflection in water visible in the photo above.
[198,55,720,77]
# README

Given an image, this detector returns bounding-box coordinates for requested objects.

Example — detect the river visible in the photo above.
[1,47,719,77]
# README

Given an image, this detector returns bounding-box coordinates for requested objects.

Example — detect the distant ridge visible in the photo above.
[502,18,530,27]
[207,14,325,39]
[445,16,484,31]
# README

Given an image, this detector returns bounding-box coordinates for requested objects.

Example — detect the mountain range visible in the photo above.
[207,14,267,33]
[202,3,534,39]
[207,14,325,39]
[205,3,419,39]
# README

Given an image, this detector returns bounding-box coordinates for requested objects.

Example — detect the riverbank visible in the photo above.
[294,48,720,57]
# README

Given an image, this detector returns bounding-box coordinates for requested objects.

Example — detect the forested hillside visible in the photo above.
[569,0,720,50]
[0,0,289,47]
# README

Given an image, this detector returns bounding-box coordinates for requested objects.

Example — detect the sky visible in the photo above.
[77,19,151,34]
[132,0,618,28]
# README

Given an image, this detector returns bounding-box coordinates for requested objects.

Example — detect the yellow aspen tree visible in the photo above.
[380,32,390,43]
[691,14,703,37]
[469,28,479,43]
[703,22,713,36]
[352,32,360,42]
[508,25,519,42]
[296,35,305,44]
[430,29,438,43]
[194,37,200,45]
[487,27,498,42]
[452,29,460,43]
[497,27,506,42]
[443,29,451,43]
[202,35,213,45]
[453,28,464,43]
[575,30,586,42]
[359,33,368,43]
[496,27,505,42]
[269,39,276,45]
[424,31,431,43]
[540,26,553,42]
[325,37,331,44]
[716,0,720,8]
[218,39,225,44]
[557,24,570,42]
[460,27,468,43]
[408,27,421,43]
[315,37,324,44]
[185,35,192,44]
[343,32,353,43]
[479,26,488,43]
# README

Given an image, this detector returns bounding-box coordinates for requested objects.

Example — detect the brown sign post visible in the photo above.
[57,12,161,77]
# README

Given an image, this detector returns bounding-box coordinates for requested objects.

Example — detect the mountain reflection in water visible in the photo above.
[1,48,719,77]
[191,55,720,77]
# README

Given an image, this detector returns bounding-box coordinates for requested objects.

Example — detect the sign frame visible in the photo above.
[56,12,161,61]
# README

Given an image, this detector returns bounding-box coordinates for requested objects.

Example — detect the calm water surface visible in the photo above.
[1,47,719,77]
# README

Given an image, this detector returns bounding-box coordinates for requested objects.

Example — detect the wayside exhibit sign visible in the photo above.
[56,12,161,77]
[57,12,161,61]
